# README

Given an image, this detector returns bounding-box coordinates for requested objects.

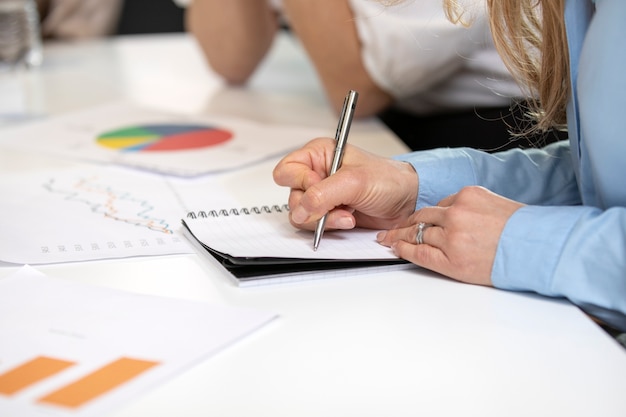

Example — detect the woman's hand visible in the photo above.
[377,186,524,286]
[272,138,418,231]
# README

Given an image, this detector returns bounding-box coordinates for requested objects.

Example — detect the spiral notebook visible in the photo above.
[180,204,412,286]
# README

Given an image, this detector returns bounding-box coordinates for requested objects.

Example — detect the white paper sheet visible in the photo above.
[0,266,277,417]
[183,207,398,260]
[0,162,239,264]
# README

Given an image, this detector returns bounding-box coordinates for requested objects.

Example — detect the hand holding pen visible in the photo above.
[312,90,359,251]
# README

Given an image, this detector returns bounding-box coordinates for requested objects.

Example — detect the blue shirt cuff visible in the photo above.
[394,148,476,209]
[492,205,581,295]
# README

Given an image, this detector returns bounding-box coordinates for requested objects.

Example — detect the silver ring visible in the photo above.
[416,222,429,245]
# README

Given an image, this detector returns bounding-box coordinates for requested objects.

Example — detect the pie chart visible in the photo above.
[96,124,233,152]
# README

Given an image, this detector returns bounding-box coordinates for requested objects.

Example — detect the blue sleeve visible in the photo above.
[392,0,626,331]
[494,205,626,331]
[394,140,580,209]
[494,0,626,331]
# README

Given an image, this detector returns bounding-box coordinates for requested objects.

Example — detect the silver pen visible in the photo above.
[313,90,359,251]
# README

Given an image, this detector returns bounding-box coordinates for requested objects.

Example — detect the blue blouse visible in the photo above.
[396,0,626,330]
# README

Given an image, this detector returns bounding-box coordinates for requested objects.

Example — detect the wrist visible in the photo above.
[396,160,419,216]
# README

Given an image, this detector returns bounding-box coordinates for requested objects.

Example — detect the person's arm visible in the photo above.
[185,0,279,85]
[37,0,123,39]
[281,0,393,117]
[395,140,580,210]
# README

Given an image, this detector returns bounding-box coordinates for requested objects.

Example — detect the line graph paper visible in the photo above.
[0,165,194,264]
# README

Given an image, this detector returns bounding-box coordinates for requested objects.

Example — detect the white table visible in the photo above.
[1,33,625,417]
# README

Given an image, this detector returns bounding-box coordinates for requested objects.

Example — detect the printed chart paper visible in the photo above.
[0,101,329,176]
[0,162,240,264]
[0,266,277,417]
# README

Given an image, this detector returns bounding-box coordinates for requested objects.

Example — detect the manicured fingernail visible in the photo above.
[291,206,308,223]
[376,231,387,242]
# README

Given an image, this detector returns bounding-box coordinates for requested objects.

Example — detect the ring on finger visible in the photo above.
[415,222,432,245]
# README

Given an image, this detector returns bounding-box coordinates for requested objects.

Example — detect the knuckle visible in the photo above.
[457,185,484,199]
[287,192,302,210]
[415,245,438,265]
[443,205,464,224]
[301,184,324,211]
[271,164,286,184]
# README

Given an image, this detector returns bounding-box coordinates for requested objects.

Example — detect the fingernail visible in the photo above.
[291,206,308,224]
[376,231,387,242]
[336,217,355,229]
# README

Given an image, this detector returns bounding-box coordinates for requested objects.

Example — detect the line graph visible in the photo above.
[42,175,174,234]
[0,164,207,264]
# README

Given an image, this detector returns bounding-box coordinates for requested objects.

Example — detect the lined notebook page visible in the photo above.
[182,207,398,260]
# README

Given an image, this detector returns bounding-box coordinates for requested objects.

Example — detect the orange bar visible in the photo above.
[0,356,75,395]
[38,357,159,408]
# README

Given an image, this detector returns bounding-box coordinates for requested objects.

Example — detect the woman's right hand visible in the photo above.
[272,137,419,231]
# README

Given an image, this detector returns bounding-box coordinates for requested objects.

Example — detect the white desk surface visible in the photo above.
[1,33,625,417]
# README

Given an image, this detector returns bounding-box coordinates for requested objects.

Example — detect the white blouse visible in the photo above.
[347,0,524,114]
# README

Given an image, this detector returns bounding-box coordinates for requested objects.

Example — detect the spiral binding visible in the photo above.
[186,204,289,219]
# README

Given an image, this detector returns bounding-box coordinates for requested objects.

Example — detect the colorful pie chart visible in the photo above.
[96,124,233,152]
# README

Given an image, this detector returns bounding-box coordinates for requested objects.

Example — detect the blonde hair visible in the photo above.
[444,0,569,132]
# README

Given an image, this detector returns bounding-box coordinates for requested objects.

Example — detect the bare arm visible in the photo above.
[281,0,393,117]
[186,0,279,85]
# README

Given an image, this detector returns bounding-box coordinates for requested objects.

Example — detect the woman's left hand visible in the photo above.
[376,186,524,286]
